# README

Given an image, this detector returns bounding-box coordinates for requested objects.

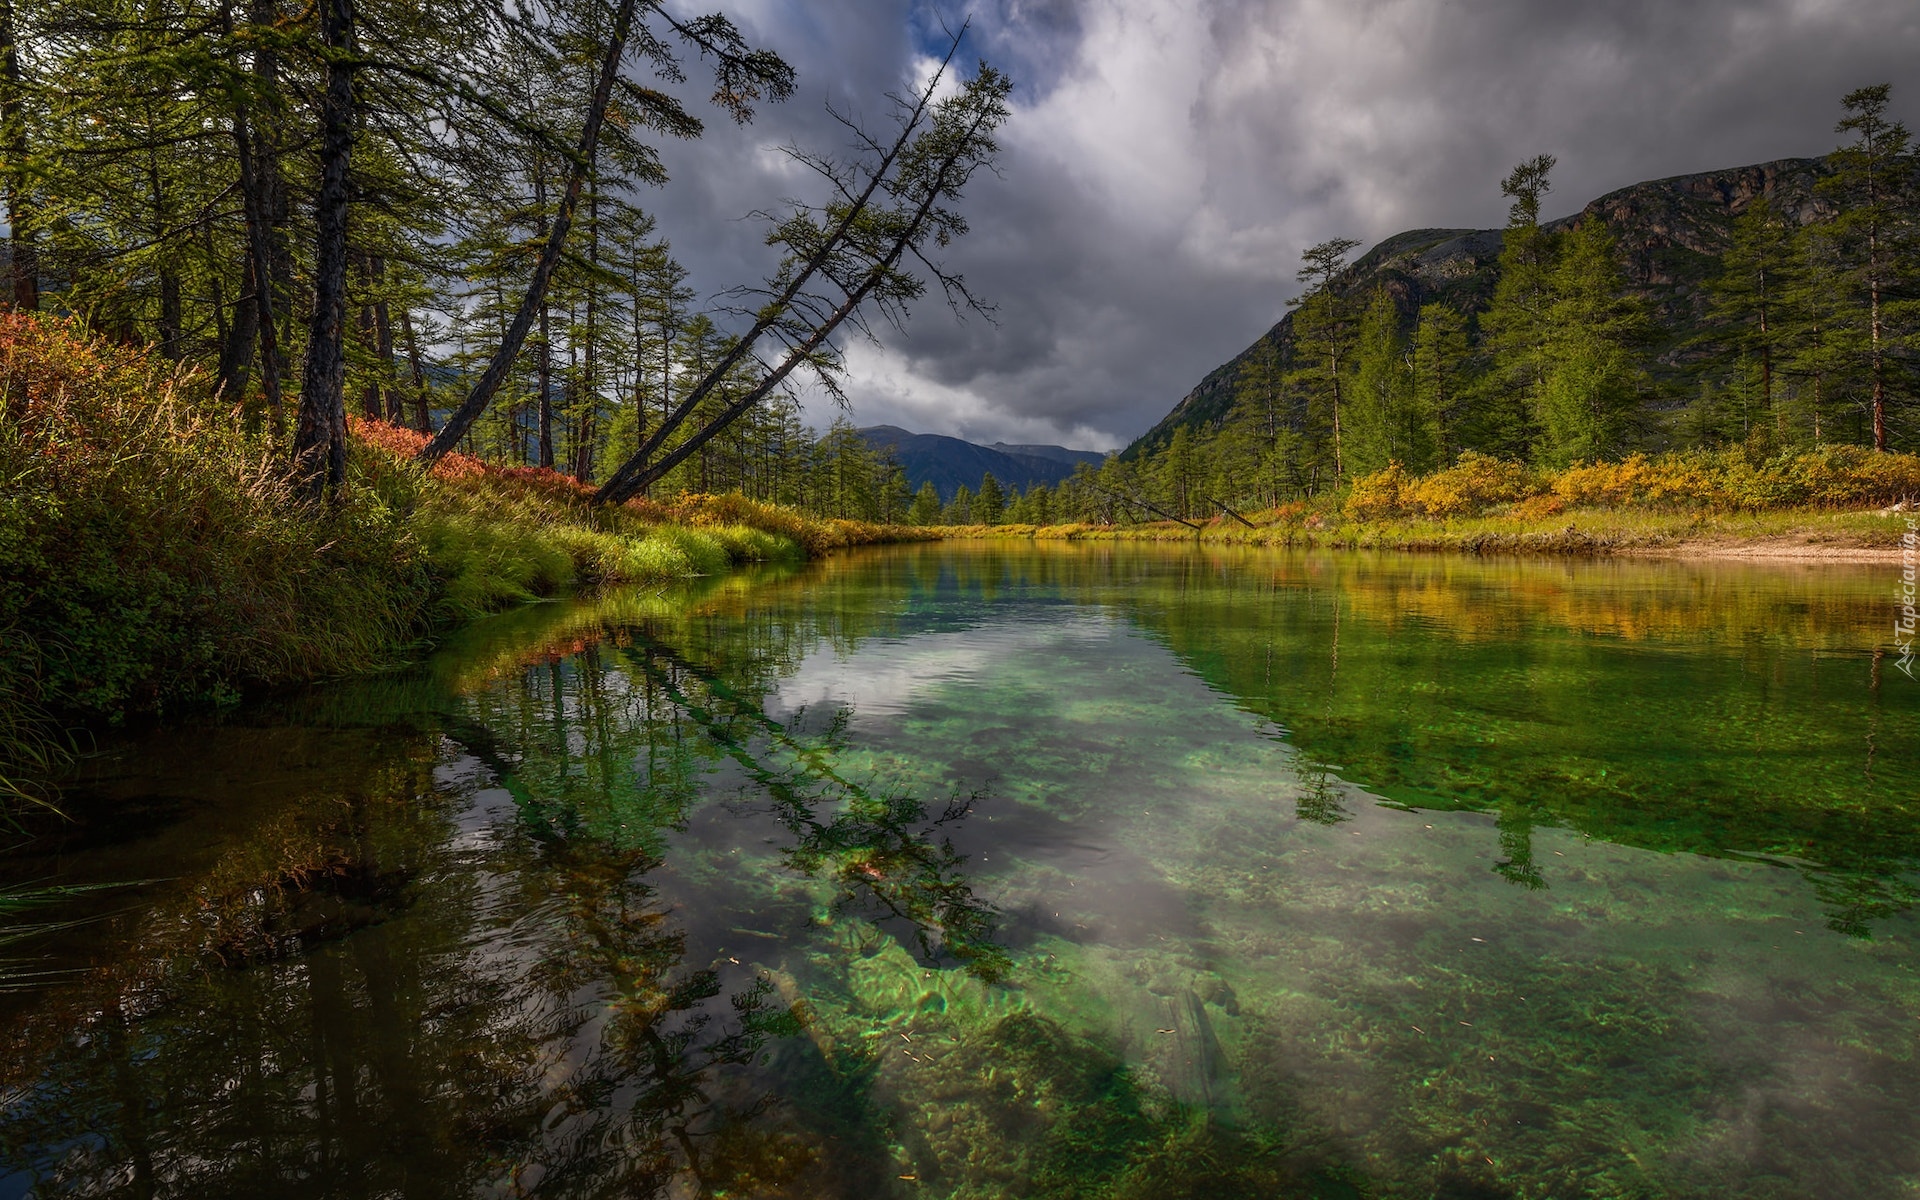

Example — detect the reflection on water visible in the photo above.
[2,545,1918,1198]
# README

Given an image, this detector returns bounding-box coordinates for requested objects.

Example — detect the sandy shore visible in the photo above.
[1637,538,1906,564]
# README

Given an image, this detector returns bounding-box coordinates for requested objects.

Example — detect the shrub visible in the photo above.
[1407,452,1539,516]
[1345,453,1539,519]
[1343,462,1410,520]
[0,315,430,722]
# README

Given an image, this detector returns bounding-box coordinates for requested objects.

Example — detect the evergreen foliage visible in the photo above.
[1118,86,1920,520]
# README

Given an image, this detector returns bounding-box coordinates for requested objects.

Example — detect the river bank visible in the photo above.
[931,508,1910,562]
[0,317,927,814]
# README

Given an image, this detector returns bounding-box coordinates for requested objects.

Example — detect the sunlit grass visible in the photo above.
[0,314,922,815]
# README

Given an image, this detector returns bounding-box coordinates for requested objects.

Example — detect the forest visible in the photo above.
[1106,86,1920,523]
[0,0,1009,504]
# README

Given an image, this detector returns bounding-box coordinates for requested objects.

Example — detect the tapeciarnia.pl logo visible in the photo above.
[1898,516,1917,679]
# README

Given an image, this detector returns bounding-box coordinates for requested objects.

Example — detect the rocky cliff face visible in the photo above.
[1123,157,1830,460]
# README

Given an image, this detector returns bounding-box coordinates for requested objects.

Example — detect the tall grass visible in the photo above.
[0,315,921,813]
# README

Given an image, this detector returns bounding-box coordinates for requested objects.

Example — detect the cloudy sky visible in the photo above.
[641,0,1920,451]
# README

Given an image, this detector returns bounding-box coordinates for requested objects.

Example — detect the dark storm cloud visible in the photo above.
[639,0,1920,449]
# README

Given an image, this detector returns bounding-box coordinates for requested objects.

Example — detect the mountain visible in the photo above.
[1122,157,1834,460]
[987,442,1108,470]
[857,426,1109,499]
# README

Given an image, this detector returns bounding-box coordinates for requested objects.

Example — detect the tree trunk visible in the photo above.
[292,0,355,491]
[1869,235,1886,451]
[372,256,398,424]
[357,254,381,419]
[418,0,638,463]
[399,306,431,432]
[1,0,36,312]
[596,89,998,505]
[577,185,598,481]
[234,111,285,439]
[214,247,259,414]
[145,129,182,357]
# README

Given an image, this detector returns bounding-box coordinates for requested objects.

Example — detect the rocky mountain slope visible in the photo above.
[1122,157,1833,460]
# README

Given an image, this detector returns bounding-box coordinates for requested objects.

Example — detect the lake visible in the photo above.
[3,542,1916,1198]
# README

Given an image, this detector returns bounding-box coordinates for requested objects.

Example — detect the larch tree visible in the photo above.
[1820,83,1914,451]
[1288,237,1362,483]
[1479,154,1559,459]
[974,473,1005,525]
[1411,301,1471,465]
[594,44,1014,506]
[1703,196,1793,444]
[1534,219,1648,466]
[1348,287,1433,474]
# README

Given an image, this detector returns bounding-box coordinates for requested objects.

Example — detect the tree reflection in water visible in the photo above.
[0,597,1005,1197]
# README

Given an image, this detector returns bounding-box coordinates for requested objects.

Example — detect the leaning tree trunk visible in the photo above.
[417,0,638,463]
[292,0,355,492]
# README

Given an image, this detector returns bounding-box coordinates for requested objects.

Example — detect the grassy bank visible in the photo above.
[937,448,1920,556]
[0,315,924,809]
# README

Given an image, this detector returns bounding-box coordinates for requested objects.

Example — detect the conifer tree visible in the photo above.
[975,473,1005,525]
[1025,482,1053,526]
[1479,154,1559,459]
[1820,83,1914,450]
[1154,425,1203,517]
[908,480,942,525]
[1348,288,1434,473]
[1289,238,1362,483]
[1534,220,1648,465]
[1411,301,1472,464]
[1704,197,1794,445]
[1779,223,1850,444]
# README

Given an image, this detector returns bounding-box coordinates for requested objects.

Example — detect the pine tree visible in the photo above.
[1347,288,1434,473]
[1534,220,1648,466]
[1779,223,1850,444]
[944,484,974,525]
[1479,154,1559,459]
[1153,425,1204,517]
[1026,482,1053,526]
[1289,238,1362,483]
[1703,197,1794,445]
[975,473,1006,525]
[1411,301,1472,464]
[908,480,942,525]
[1820,83,1915,450]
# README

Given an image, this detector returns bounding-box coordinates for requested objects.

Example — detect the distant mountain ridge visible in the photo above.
[857,426,1108,500]
[1122,157,1835,460]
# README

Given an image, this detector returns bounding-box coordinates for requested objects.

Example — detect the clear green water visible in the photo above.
[2,543,1917,1198]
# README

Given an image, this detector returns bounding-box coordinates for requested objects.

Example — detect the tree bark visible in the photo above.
[372,256,398,424]
[214,245,258,412]
[399,306,431,432]
[233,111,285,439]
[356,253,381,418]
[418,0,639,463]
[292,0,355,492]
[1,0,36,312]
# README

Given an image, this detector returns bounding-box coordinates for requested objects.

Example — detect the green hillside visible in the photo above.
[1123,157,1837,462]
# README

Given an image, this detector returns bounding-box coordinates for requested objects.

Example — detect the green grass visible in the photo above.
[945,500,1908,555]
[0,314,901,817]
